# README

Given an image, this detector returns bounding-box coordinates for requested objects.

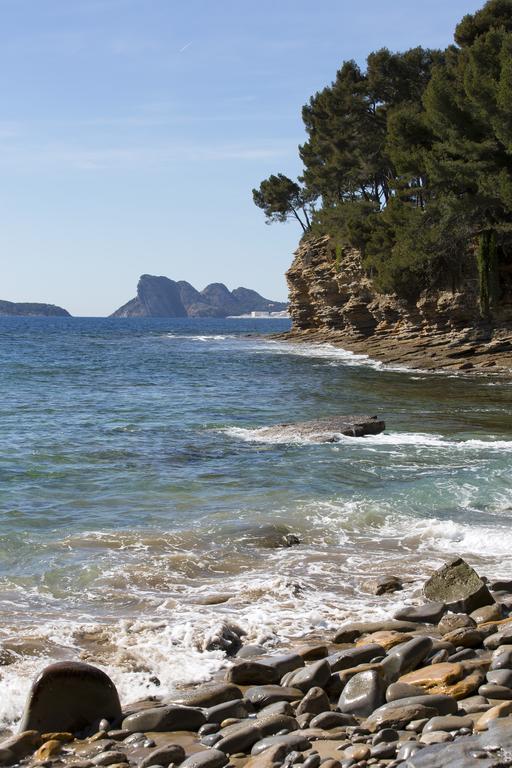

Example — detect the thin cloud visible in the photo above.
[179,42,192,54]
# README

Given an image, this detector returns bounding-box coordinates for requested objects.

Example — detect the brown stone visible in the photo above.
[35,740,63,760]
[474,700,512,731]
[399,662,464,693]
[356,630,413,650]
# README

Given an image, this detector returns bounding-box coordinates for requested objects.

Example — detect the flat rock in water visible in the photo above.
[254,415,385,443]
[18,662,122,735]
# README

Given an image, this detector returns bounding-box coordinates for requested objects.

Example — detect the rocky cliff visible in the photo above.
[112,275,287,318]
[0,300,70,317]
[282,236,512,373]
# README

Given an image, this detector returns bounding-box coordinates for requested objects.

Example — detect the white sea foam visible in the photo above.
[223,426,512,451]
[166,334,235,341]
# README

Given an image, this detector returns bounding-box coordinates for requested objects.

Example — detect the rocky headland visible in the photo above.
[275,236,512,375]
[111,277,287,318]
[6,557,512,768]
[0,300,70,317]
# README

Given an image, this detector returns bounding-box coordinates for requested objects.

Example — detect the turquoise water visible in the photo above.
[1,316,511,723]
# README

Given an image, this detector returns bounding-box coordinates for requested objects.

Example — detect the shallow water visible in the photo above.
[0,316,511,724]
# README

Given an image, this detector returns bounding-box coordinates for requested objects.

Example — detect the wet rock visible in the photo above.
[338,670,386,718]
[296,645,329,661]
[475,701,512,730]
[442,627,483,649]
[438,613,476,635]
[394,603,445,625]
[295,687,330,716]
[326,662,383,698]
[490,647,512,670]
[420,730,453,744]
[309,712,356,729]
[257,702,295,718]
[327,645,384,673]
[237,645,267,659]
[35,740,63,760]
[226,662,279,685]
[91,751,127,766]
[490,579,512,593]
[365,703,438,731]
[333,621,418,644]
[251,733,312,756]
[0,732,41,766]
[381,636,433,680]
[369,694,458,721]
[203,623,245,655]
[172,684,243,708]
[484,627,512,650]
[458,695,491,715]
[205,700,250,724]
[260,654,304,678]
[471,604,503,624]
[386,682,426,702]
[282,660,331,693]
[256,713,299,737]
[179,750,229,768]
[486,669,512,687]
[396,741,425,761]
[122,705,206,733]
[398,662,464,695]
[370,741,397,759]
[422,715,473,733]
[343,744,371,761]
[363,576,403,596]
[215,723,261,755]
[423,557,495,614]
[255,415,385,443]
[19,662,122,735]
[402,718,512,766]
[478,683,512,699]
[245,686,303,708]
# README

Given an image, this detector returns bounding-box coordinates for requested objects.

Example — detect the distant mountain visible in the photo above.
[0,300,71,317]
[111,275,288,318]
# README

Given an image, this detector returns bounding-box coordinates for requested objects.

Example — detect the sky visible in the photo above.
[0,0,485,316]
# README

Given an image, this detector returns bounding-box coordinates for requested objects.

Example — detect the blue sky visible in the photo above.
[1,0,483,315]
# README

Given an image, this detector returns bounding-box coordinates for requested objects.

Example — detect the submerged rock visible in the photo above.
[19,662,121,735]
[253,415,385,443]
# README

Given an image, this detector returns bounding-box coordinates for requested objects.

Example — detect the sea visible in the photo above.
[1,316,511,726]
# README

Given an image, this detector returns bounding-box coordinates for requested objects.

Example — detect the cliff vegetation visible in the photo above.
[253,0,512,323]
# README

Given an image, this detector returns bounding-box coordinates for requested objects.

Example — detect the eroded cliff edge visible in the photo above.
[278,236,512,374]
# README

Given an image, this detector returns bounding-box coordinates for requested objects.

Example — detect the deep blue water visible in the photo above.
[0,316,511,723]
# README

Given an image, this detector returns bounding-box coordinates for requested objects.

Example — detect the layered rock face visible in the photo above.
[284,236,512,372]
[112,275,287,318]
[0,300,70,317]
[287,236,481,337]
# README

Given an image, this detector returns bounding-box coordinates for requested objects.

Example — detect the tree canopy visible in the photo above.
[253,0,512,315]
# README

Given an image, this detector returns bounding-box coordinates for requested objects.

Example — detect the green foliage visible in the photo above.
[252,173,313,233]
[252,0,512,304]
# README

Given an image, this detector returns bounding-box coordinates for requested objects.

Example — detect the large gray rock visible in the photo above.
[226,661,279,685]
[122,704,206,732]
[394,603,445,624]
[19,661,122,734]
[254,416,385,443]
[250,733,312,756]
[423,557,495,614]
[281,659,331,692]
[172,683,242,708]
[338,669,386,717]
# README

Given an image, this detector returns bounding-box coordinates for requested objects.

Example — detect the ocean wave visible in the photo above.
[166,334,236,341]
[223,426,512,451]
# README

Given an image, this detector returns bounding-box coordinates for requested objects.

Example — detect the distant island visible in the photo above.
[0,299,71,317]
[111,275,288,318]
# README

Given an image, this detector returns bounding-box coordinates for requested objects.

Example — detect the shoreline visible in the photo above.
[272,326,512,378]
[8,558,512,768]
